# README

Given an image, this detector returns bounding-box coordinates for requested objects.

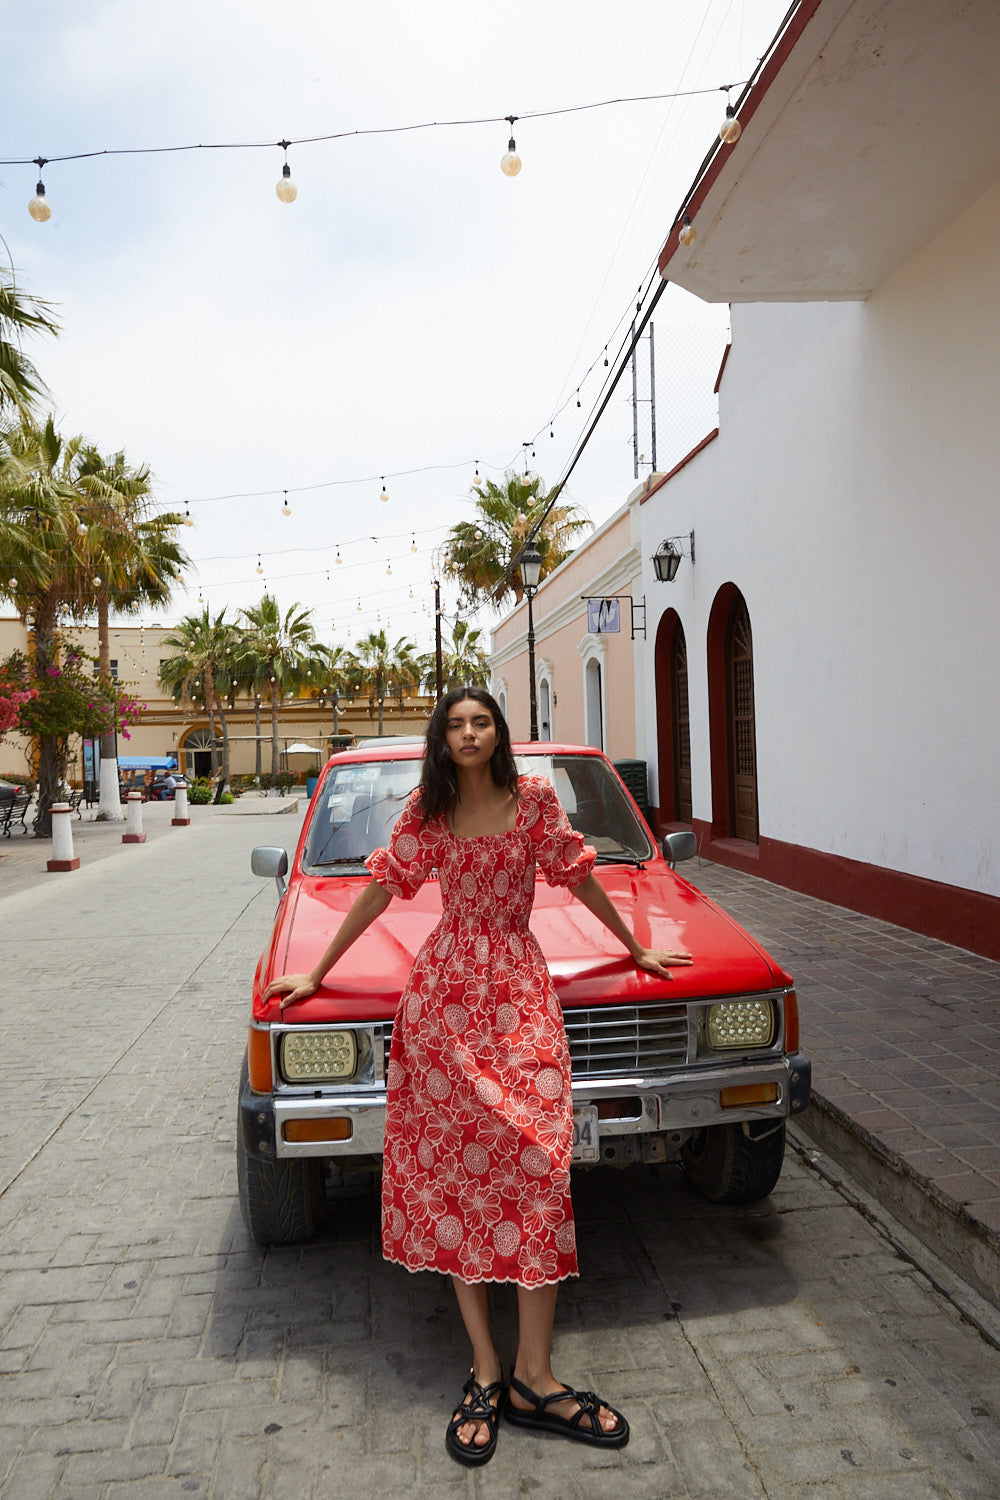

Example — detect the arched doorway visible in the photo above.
[584,657,604,750]
[654,610,692,824]
[707,585,759,843]
[181,727,216,780]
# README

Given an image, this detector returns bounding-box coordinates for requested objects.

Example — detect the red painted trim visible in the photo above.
[171,818,191,827]
[640,429,719,504]
[714,343,731,394]
[657,0,829,277]
[685,820,1000,963]
[46,857,80,872]
[122,833,147,844]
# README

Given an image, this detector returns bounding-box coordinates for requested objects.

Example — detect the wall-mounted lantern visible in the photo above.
[652,531,696,582]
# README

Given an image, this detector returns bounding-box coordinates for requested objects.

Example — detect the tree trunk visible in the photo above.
[96,595,124,821]
[254,696,262,777]
[270,680,280,779]
[214,701,230,802]
[30,592,60,838]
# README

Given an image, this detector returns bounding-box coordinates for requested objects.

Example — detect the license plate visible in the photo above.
[572,1105,599,1163]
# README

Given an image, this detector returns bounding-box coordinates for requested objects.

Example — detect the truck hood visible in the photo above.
[253,865,790,1023]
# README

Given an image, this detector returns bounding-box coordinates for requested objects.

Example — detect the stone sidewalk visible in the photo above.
[687,859,1000,1309]
[1,803,1000,1496]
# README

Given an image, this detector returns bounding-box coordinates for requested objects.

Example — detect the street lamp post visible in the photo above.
[518,543,542,742]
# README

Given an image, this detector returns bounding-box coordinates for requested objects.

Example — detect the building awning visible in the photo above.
[658,0,1000,301]
[117,755,177,769]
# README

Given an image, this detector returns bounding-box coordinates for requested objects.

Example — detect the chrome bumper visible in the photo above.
[243,1052,810,1162]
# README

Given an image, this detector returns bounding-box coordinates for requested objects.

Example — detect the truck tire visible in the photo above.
[680,1119,786,1204]
[237,1058,324,1244]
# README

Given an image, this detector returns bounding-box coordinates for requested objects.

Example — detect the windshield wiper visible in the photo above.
[309,857,370,867]
[594,852,647,868]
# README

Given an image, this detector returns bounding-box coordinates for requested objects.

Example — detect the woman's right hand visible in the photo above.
[262,972,319,1009]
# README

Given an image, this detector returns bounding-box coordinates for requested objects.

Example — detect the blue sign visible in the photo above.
[587,598,621,634]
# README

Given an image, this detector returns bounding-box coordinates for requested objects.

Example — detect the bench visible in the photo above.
[67,788,87,817]
[0,792,32,837]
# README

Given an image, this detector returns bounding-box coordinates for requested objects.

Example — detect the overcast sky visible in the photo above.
[3,0,790,656]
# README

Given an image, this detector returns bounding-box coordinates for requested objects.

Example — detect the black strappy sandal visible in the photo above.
[504,1373,629,1448]
[445,1372,505,1467]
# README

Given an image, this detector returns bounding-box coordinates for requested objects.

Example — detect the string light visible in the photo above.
[473,463,482,487]
[256,555,264,575]
[335,547,342,564]
[678,214,697,246]
[28,159,51,222]
[275,140,298,202]
[281,491,291,516]
[77,518,88,535]
[379,477,389,503]
[410,535,417,552]
[501,117,522,177]
[183,504,194,527]
[719,91,742,144]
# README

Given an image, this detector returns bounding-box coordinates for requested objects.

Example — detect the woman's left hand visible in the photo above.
[633,948,693,978]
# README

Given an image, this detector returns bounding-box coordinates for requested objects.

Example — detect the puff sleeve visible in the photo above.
[523,774,596,888]
[366,788,440,899]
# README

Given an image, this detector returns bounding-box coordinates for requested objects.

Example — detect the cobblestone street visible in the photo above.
[2,810,999,1498]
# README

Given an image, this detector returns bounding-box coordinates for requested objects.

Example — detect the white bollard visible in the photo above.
[123,790,146,844]
[172,782,191,827]
[47,802,80,873]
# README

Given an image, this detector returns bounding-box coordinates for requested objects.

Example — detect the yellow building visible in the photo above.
[0,617,432,783]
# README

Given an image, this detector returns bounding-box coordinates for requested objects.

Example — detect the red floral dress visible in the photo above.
[367,774,595,1286]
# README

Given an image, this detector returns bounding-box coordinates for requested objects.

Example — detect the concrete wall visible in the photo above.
[638,174,1000,904]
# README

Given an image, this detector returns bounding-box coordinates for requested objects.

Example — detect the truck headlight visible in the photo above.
[281,1029,358,1082]
[706,998,776,1050]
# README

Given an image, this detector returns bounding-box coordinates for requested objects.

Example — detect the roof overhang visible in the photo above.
[658,0,1000,301]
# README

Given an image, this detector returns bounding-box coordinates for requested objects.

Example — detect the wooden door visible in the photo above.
[727,598,758,842]
[671,627,692,823]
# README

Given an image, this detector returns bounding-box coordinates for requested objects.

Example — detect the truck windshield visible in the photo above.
[301,753,654,875]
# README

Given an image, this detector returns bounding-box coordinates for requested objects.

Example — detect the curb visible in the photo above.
[793,1092,1000,1310]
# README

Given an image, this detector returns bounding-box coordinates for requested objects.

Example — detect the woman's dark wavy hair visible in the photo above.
[418,686,519,822]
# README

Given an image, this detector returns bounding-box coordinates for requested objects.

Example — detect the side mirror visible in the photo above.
[251,845,289,897]
[662,831,697,869]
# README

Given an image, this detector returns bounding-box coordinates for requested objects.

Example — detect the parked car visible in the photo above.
[240,742,810,1244]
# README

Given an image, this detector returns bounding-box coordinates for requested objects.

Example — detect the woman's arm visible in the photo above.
[262,878,393,1009]
[570,872,692,979]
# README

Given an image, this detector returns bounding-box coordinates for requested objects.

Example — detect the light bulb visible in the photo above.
[8,576,17,589]
[356,599,362,611]
[335,549,342,564]
[93,575,102,587]
[256,558,263,574]
[184,506,194,527]
[501,136,522,177]
[473,465,483,487]
[28,180,51,222]
[77,520,88,535]
[410,536,417,553]
[282,497,291,516]
[720,105,742,144]
[379,478,389,502]
[678,215,697,247]
[276,162,298,203]
[386,564,392,576]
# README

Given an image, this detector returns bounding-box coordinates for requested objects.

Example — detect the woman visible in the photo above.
[264,687,691,1466]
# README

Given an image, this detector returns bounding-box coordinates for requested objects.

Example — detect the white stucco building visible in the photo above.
[495,0,1000,960]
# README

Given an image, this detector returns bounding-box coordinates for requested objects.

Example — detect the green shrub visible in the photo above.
[219,791,235,804]
[187,778,212,804]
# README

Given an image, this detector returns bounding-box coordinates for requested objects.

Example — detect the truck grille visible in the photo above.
[382,1002,688,1079]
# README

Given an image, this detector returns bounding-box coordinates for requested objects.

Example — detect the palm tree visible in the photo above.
[309,643,358,740]
[437,472,590,610]
[0,418,91,832]
[160,609,244,792]
[430,619,490,691]
[353,630,420,734]
[240,595,318,776]
[0,272,59,418]
[73,445,187,816]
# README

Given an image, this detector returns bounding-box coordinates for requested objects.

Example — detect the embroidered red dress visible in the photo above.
[366,774,595,1286]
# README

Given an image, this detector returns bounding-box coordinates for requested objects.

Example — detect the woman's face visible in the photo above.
[443,697,497,770]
